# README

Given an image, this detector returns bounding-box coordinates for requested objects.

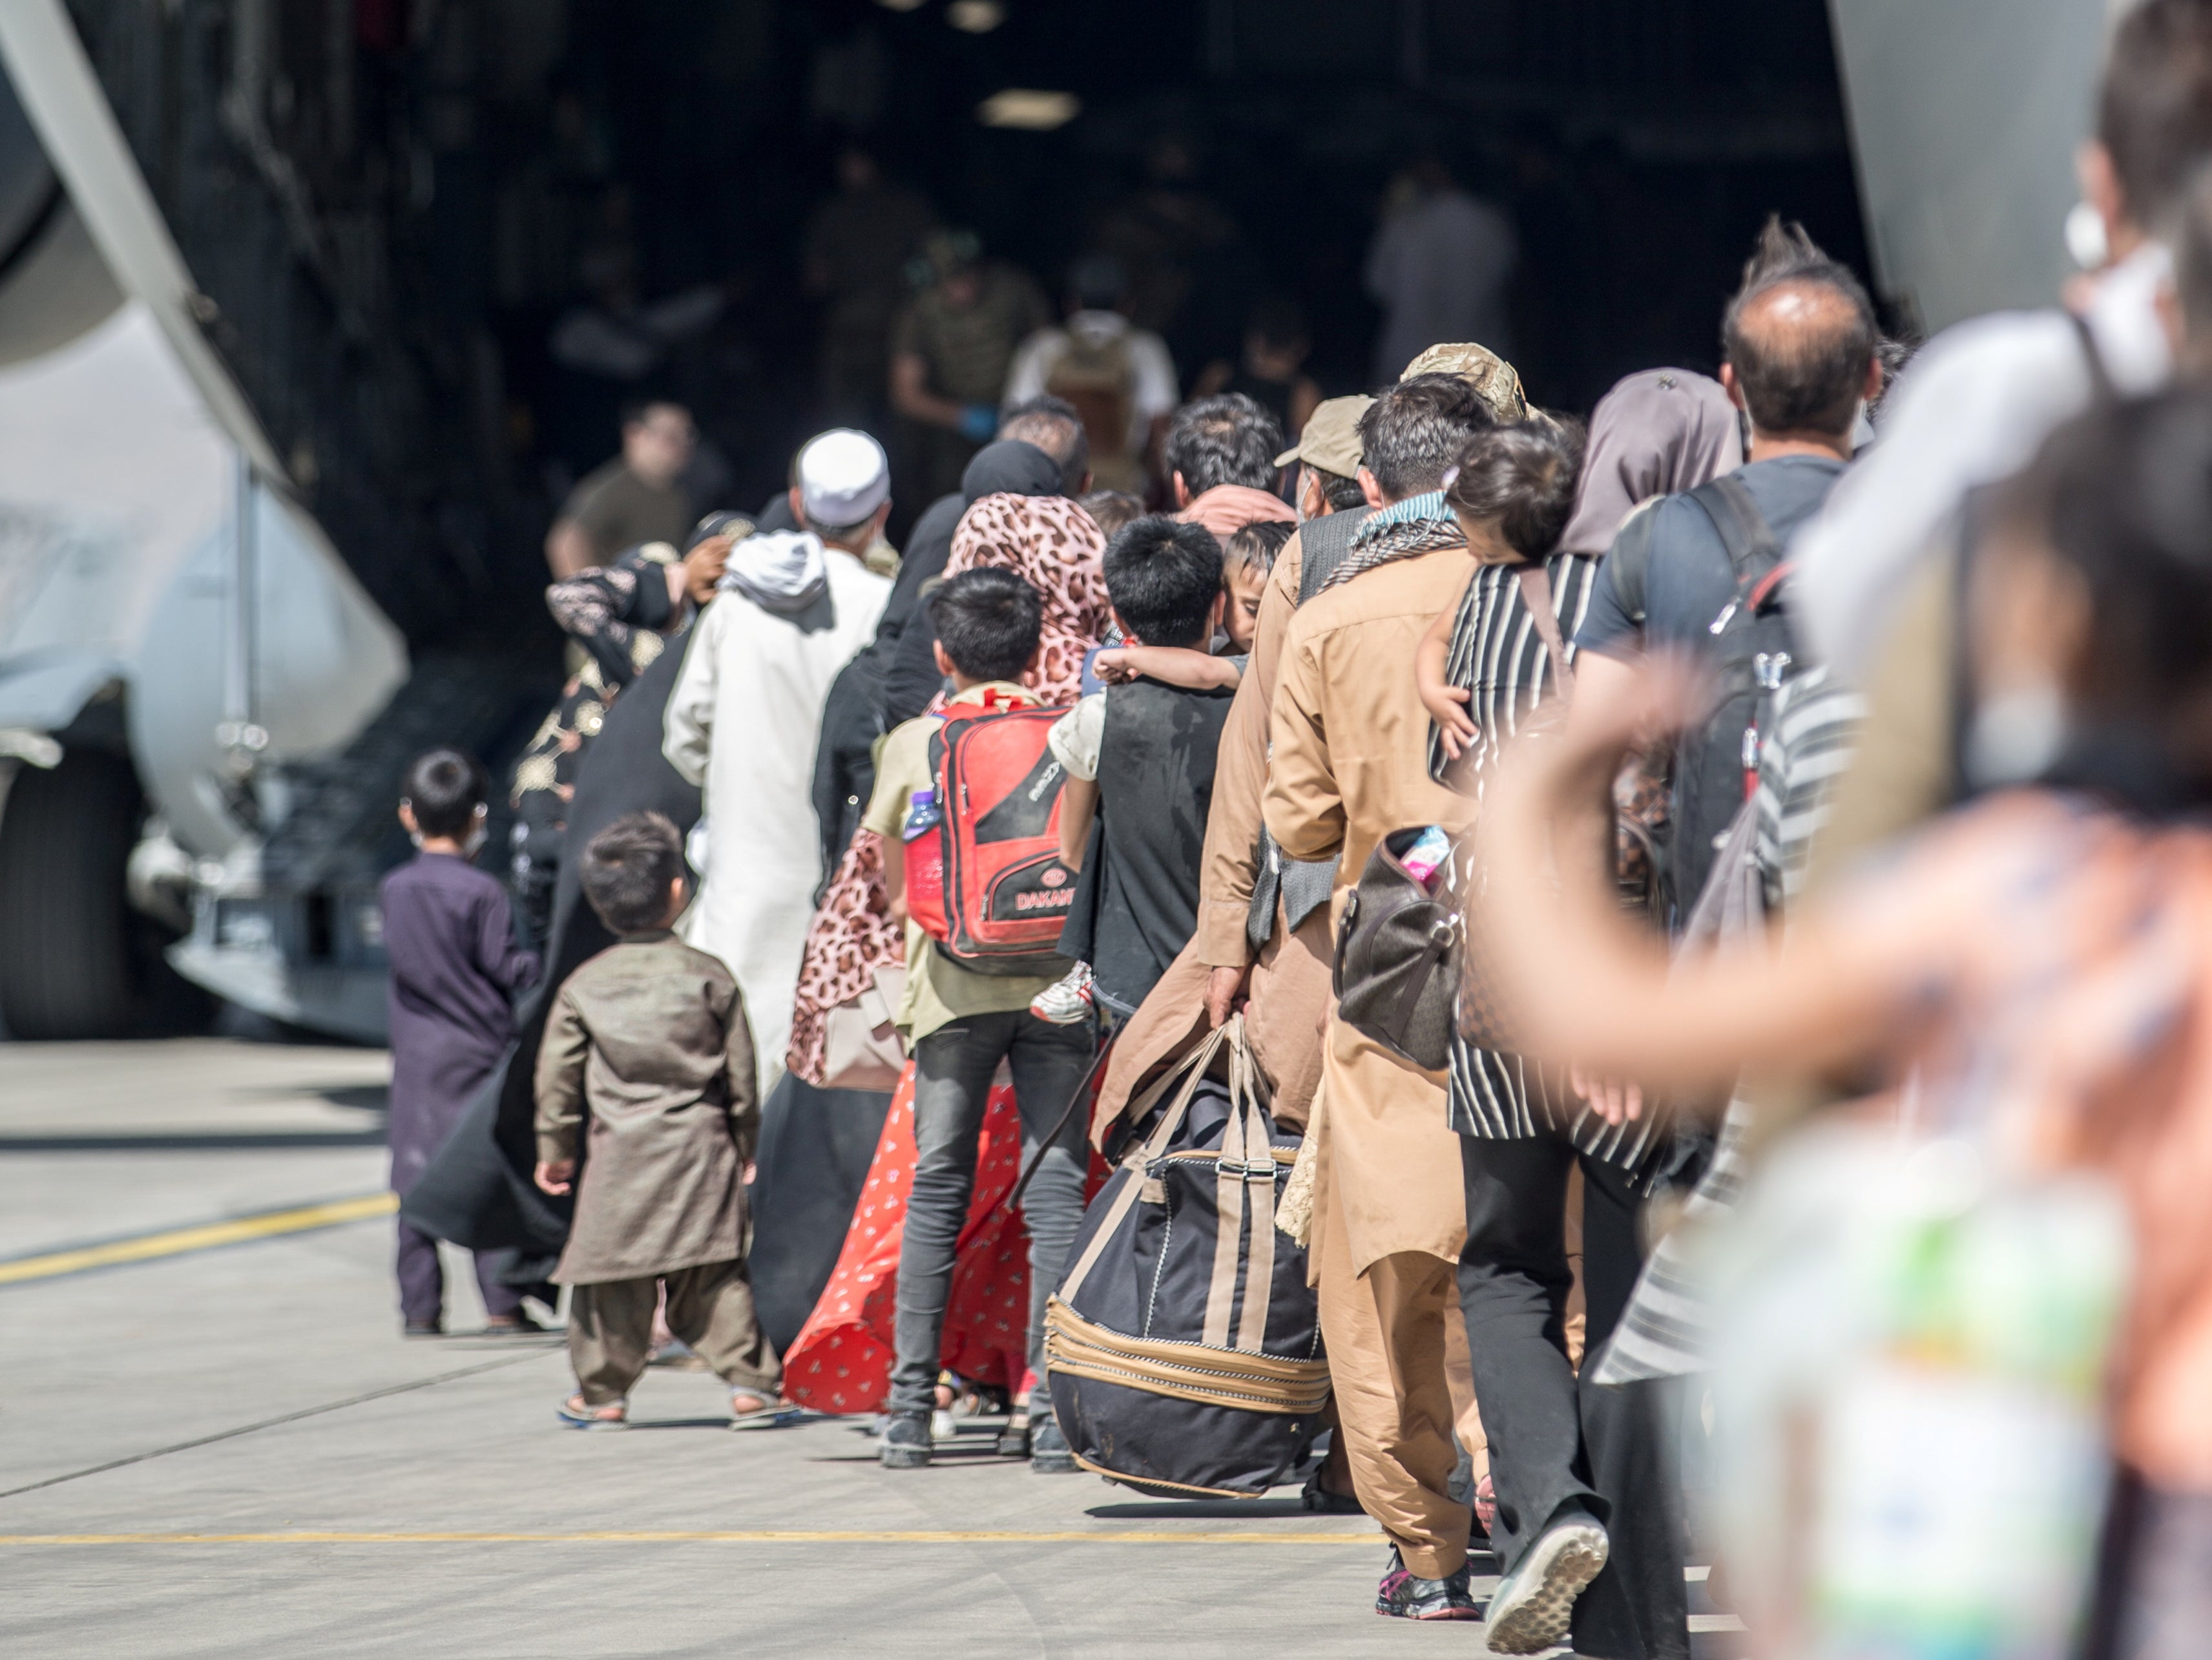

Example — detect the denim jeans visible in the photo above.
[887,1009,1094,1415]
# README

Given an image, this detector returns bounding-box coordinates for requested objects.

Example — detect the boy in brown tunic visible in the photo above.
[533,811,784,1427]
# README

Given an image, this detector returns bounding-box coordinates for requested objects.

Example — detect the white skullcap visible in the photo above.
[797,428,890,527]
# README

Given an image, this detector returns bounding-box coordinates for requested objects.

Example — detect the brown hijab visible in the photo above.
[1558,368,1744,556]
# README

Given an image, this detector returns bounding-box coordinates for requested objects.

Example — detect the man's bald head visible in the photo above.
[1720,217,1878,441]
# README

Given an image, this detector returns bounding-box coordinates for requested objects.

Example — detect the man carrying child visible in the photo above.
[861,569,1094,1472]
[533,812,783,1429]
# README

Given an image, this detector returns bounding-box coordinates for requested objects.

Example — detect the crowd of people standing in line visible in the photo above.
[377,8,2212,1655]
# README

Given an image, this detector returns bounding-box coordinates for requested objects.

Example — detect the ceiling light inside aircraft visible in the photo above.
[948,1,1005,32]
[976,89,1079,130]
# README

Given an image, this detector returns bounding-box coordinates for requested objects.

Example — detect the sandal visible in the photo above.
[728,1391,800,1430]
[556,1394,627,1429]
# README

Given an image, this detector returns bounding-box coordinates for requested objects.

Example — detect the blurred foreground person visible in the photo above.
[534,813,783,1429]
[382,750,540,1336]
[1478,390,2212,1660]
[1793,0,2212,684]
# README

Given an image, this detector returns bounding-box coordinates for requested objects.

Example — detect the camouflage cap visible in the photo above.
[1399,342,1528,421]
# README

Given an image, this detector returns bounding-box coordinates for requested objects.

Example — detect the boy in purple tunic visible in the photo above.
[381,750,542,1335]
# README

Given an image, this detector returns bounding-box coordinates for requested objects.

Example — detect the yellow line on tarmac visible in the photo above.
[0,1194,397,1286]
[0,1529,1379,1547]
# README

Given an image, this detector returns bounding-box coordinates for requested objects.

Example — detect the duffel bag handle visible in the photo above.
[1058,1020,1237,1308]
[1205,1024,1283,1353]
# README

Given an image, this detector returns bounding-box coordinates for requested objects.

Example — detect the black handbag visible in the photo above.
[1333,826,1460,1070]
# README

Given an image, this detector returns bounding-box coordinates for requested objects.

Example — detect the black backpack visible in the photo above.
[1668,476,1805,919]
[1043,1018,1328,1499]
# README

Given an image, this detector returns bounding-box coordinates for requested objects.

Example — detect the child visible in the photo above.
[1411,417,1586,767]
[381,749,541,1338]
[1081,516,1285,706]
[1036,516,1237,1024]
[532,810,783,1429]
[1219,518,1290,655]
[861,568,1095,1471]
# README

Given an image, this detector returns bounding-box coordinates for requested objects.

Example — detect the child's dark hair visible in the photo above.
[1443,416,1587,562]
[1079,489,1144,539]
[1226,519,1293,579]
[2000,387,2212,728]
[579,811,686,934]
[402,748,488,840]
[1102,515,1223,649]
[928,567,1044,682]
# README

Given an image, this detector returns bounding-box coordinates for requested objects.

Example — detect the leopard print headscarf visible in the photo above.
[946,492,1111,705]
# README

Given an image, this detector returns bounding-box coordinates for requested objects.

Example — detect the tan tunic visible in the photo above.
[1195,527,1308,970]
[1264,544,1476,1274]
[534,932,758,1285]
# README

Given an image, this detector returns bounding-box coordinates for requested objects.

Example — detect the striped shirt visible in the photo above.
[1752,664,1866,910]
[1428,552,1665,1170]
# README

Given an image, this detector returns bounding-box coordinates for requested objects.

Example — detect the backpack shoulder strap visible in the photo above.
[1514,561,1575,700]
[1686,474,1783,582]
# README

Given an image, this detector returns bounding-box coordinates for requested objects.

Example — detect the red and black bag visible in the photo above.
[904,691,1077,976]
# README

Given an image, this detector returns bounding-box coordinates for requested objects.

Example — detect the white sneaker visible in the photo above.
[930,1407,959,1444]
[1483,1513,1609,1654]
[1030,961,1095,1024]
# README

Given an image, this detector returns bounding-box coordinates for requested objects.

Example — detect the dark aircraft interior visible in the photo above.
[63,0,1870,652]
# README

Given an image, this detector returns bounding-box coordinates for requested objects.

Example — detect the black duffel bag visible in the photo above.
[1043,1018,1328,1500]
[1332,826,1461,1070]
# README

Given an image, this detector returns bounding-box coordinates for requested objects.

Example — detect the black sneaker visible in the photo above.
[1028,1412,1078,1474]
[879,1411,933,1469]
[995,1405,1031,1458]
[1375,1546,1481,1621]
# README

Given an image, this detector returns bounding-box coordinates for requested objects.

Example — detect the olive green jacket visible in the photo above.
[534,932,756,1284]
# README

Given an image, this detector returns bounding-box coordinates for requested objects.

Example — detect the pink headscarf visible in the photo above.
[1558,369,1744,556]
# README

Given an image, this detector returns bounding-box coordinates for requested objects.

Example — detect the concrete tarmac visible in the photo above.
[0,1040,1743,1659]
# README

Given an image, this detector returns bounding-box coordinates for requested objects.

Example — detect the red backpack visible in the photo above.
[903,691,1076,974]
